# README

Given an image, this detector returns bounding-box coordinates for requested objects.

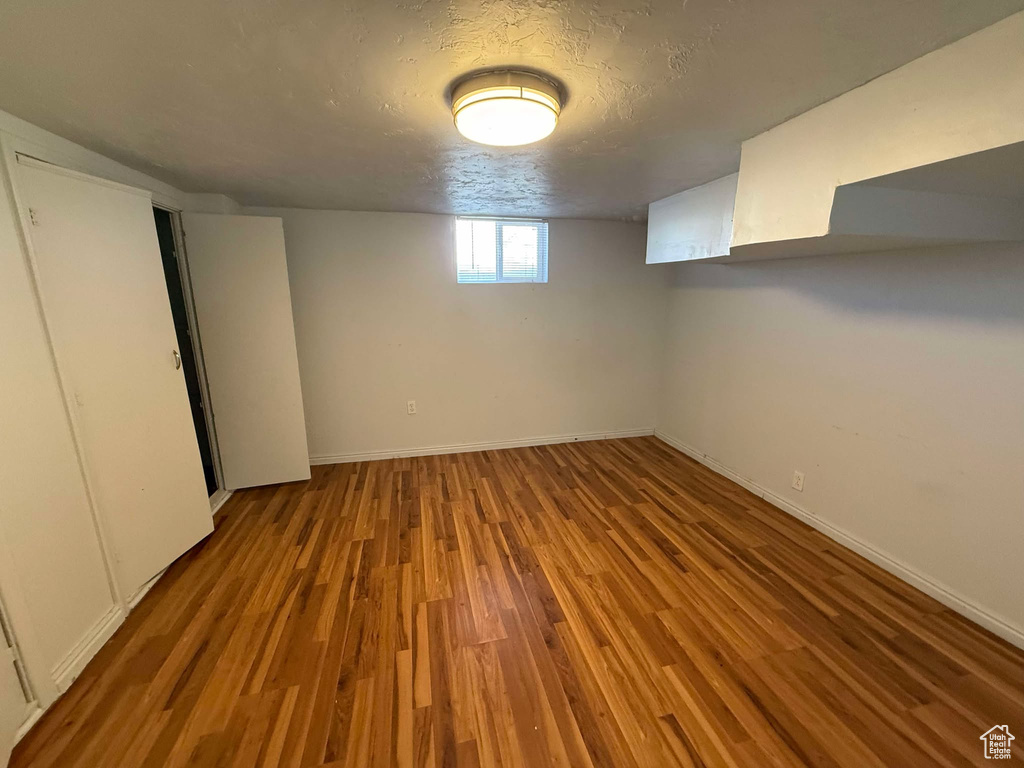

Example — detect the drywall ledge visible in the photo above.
[732,10,1024,255]
[646,174,737,264]
[720,142,1024,262]
[654,431,1024,651]
[646,145,1024,264]
[643,11,1024,264]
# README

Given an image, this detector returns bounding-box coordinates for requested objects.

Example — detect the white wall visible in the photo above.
[247,209,670,461]
[657,243,1024,645]
[646,174,737,264]
[732,10,1024,248]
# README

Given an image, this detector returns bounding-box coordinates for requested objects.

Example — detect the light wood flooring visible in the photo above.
[12,436,1024,767]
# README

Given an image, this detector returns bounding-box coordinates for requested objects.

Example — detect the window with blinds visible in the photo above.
[455,217,548,284]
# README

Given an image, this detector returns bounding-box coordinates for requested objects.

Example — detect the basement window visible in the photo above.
[455,217,548,284]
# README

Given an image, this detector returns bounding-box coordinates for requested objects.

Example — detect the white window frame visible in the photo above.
[455,216,548,284]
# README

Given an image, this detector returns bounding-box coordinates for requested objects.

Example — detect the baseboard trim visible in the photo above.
[50,603,125,692]
[127,569,166,610]
[309,428,656,466]
[654,430,1024,651]
[26,556,180,739]
[210,488,233,516]
[15,704,43,743]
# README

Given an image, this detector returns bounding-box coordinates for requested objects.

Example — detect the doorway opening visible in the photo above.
[153,207,220,497]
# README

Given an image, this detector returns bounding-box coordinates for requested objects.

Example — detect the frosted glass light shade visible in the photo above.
[452,72,561,147]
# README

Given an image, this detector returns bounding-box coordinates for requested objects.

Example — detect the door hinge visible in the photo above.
[28,208,39,226]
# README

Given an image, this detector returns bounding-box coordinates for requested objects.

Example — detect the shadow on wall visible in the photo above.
[674,241,1024,326]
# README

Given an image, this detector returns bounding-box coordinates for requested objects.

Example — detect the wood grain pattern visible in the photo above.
[13,437,1024,767]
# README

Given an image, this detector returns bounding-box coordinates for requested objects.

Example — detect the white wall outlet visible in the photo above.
[407,400,417,415]
[792,470,805,492]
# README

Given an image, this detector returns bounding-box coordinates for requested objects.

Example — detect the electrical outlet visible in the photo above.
[407,400,417,415]
[792,470,805,492]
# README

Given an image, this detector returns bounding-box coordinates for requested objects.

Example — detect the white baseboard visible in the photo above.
[24,555,178,741]
[654,430,1024,651]
[50,603,125,693]
[210,488,233,516]
[127,569,166,610]
[309,428,656,466]
[15,704,43,743]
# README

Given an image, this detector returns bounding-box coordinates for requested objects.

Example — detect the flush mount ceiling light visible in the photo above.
[451,71,562,147]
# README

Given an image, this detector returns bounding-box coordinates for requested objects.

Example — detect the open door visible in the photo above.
[181,213,310,490]
[16,157,213,599]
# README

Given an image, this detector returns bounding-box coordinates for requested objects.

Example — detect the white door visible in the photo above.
[17,157,213,599]
[0,644,27,768]
[181,213,310,490]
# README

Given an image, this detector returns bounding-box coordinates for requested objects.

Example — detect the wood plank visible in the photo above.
[12,437,1023,767]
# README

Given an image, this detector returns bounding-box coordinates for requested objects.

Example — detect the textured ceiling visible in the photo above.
[0,0,1021,219]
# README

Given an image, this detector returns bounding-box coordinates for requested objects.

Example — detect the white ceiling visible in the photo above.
[0,0,1021,219]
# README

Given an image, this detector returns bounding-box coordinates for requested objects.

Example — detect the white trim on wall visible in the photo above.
[210,489,233,516]
[310,428,655,466]
[0,514,53,709]
[50,604,124,693]
[126,571,165,611]
[15,154,153,199]
[653,430,1024,651]
[15,706,43,743]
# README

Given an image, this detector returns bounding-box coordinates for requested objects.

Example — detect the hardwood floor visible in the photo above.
[13,436,1024,767]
